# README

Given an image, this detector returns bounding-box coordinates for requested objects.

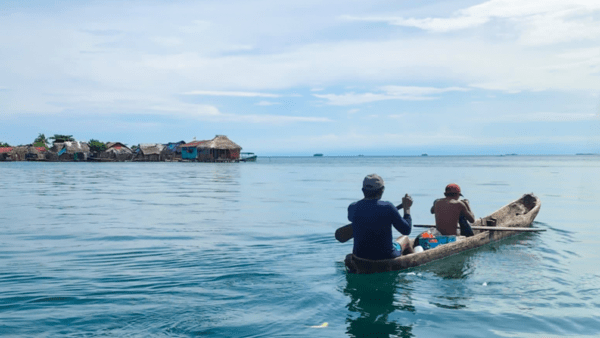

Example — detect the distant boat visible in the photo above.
[240,152,257,162]
[313,153,323,157]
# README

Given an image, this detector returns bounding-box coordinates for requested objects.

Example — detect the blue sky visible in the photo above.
[1,0,599,155]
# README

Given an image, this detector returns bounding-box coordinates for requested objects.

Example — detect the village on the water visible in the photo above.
[0,134,256,162]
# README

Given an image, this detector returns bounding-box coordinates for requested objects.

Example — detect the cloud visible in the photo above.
[178,20,211,34]
[314,86,469,105]
[496,112,599,122]
[146,102,331,124]
[256,101,280,106]
[182,90,281,98]
[80,29,123,36]
[340,15,488,32]
[151,36,184,47]
[341,1,600,45]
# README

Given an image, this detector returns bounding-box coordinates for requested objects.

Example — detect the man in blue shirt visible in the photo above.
[348,174,414,260]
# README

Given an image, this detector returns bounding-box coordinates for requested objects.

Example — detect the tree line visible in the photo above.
[1,134,134,153]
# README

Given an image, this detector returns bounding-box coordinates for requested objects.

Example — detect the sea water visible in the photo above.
[1,156,599,337]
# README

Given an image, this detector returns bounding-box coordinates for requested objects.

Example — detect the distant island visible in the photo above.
[576,153,598,155]
[313,153,323,157]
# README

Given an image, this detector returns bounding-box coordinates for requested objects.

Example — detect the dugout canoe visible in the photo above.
[344,193,541,274]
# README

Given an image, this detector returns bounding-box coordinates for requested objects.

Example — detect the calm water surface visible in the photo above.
[1,156,599,337]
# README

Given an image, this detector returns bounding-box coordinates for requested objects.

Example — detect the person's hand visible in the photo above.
[402,194,413,208]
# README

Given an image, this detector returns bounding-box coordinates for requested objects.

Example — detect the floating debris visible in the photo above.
[309,322,329,328]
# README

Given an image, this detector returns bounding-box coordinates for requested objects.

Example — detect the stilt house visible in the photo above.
[181,135,241,162]
[132,144,165,162]
[100,142,133,161]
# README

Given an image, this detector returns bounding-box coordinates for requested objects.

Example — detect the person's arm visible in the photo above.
[461,199,475,223]
[391,195,412,235]
[430,198,439,214]
[347,203,356,223]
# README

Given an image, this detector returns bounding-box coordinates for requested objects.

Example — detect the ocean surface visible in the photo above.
[1,156,599,337]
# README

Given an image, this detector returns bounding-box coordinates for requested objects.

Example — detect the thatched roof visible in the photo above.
[105,144,132,155]
[138,143,165,155]
[11,145,41,156]
[106,142,130,150]
[198,135,241,150]
[181,140,209,148]
[104,147,133,155]
[52,141,90,154]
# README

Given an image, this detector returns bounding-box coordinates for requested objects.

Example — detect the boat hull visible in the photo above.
[344,194,541,274]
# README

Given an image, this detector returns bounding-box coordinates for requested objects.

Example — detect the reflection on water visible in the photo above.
[343,272,415,338]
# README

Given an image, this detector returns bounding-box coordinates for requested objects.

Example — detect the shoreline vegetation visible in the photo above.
[0,134,249,163]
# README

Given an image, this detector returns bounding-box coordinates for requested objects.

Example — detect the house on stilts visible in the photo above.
[181,135,241,162]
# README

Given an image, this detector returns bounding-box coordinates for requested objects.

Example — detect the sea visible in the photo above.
[1,155,599,338]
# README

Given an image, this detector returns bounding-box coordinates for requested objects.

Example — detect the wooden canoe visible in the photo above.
[344,193,541,274]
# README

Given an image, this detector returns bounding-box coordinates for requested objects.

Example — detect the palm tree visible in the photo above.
[34,133,48,147]
[49,134,74,145]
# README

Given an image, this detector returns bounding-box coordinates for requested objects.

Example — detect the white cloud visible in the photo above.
[496,112,599,123]
[151,36,184,47]
[178,20,211,34]
[314,86,469,105]
[342,0,600,45]
[142,101,331,124]
[182,90,281,98]
[1,1,599,152]
[381,86,470,96]
[341,15,488,32]
[256,101,280,106]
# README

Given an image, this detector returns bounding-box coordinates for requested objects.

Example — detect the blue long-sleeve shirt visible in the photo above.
[348,199,412,260]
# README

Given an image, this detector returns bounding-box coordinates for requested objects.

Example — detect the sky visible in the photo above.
[1,0,599,155]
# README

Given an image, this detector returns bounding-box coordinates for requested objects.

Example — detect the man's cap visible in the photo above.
[363,174,384,190]
[445,183,463,196]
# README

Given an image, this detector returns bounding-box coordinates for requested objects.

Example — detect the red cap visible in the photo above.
[445,183,463,196]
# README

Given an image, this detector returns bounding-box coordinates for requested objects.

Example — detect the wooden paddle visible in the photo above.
[414,224,546,232]
[335,203,403,243]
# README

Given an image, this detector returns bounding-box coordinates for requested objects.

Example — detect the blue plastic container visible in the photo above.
[419,235,456,250]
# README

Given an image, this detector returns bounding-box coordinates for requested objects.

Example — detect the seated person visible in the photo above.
[430,183,475,237]
[348,174,414,260]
